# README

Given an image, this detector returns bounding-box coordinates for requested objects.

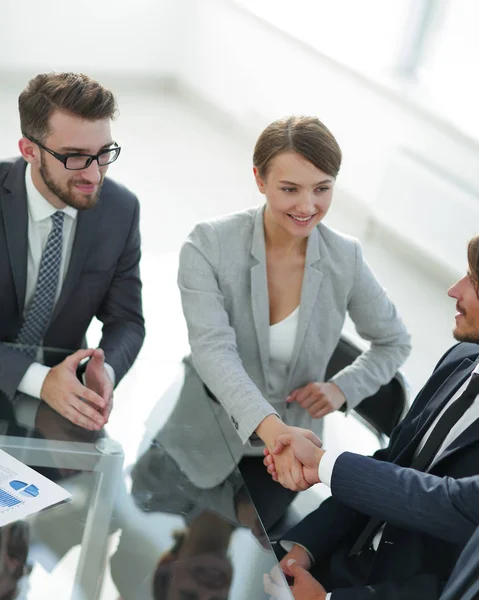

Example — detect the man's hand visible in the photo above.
[264,432,325,486]
[256,417,320,491]
[84,348,114,420]
[287,382,346,419]
[264,553,326,600]
[288,560,327,599]
[40,349,106,430]
[279,545,312,577]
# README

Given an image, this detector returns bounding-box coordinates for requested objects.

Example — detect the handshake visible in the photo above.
[262,427,326,492]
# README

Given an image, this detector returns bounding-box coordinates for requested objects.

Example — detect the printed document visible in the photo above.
[0,449,71,526]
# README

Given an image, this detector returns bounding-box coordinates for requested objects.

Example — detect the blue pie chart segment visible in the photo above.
[9,480,39,498]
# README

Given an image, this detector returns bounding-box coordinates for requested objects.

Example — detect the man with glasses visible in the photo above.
[0,72,145,430]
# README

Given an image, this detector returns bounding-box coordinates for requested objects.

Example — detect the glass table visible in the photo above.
[0,351,292,600]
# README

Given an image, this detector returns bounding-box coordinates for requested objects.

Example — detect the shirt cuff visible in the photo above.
[17,363,51,399]
[104,363,116,386]
[318,450,344,487]
[279,541,314,565]
[14,395,41,429]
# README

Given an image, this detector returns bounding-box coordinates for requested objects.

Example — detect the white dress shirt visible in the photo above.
[14,165,114,427]
[284,362,479,599]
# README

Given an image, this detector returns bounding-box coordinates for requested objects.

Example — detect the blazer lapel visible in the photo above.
[1,159,29,314]
[50,202,100,322]
[250,207,270,379]
[394,358,475,466]
[288,226,323,377]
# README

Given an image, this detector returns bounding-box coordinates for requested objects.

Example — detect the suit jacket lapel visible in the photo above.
[1,159,29,314]
[288,226,323,377]
[433,416,479,469]
[50,202,100,322]
[250,207,270,380]
[394,359,475,466]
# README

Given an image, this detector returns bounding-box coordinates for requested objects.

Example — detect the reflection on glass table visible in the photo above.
[0,349,290,599]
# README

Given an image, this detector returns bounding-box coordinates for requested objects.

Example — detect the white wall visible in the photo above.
[0,0,179,76]
[175,0,479,277]
[3,0,479,276]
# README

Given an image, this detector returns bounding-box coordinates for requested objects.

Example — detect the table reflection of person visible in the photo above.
[131,441,268,548]
[111,439,272,599]
[150,512,234,600]
[0,521,31,600]
[175,115,411,527]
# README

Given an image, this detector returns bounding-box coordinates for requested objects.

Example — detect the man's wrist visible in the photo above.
[318,450,344,487]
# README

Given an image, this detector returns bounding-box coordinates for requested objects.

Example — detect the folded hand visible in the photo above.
[287,381,346,418]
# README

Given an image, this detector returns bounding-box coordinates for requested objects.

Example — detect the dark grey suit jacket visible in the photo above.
[441,526,479,600]
[287,342,479,599]
[0,157,145,397]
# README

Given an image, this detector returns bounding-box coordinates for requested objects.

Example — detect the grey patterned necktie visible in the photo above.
[16,211,65,358]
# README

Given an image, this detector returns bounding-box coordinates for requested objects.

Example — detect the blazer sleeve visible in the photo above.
[283,494,365,562]
[331,452,479,545]
[329,242,411,409]
[178,222,277,444]
[96,197,145,384]
[0,344,36,398]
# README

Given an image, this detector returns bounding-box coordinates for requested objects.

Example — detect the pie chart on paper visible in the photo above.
[9,480,40,498]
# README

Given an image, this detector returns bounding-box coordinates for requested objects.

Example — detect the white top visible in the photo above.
[243,307,299,457]
[268,306,299,405]
[269,306,299,364]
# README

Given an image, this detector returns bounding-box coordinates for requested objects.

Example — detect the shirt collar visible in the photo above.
[25,163,78,222]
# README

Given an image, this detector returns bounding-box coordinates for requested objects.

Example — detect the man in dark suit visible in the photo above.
[0,72,144,431]
[263,234,479,599]
[440,524,479,600]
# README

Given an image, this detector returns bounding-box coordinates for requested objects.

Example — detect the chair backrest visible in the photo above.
[325,335,409,439]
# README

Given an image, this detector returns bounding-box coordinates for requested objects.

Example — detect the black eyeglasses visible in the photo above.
[24,134,121,170]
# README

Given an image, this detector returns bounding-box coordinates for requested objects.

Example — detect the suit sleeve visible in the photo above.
[0,343,35,398]
[96,197,145,384]
[331,452,479,545]
[329,241,411,409]
[178,223,277,443]
[331,573,445,600]
[282,494,366,561]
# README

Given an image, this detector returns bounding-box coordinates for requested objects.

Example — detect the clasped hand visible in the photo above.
[266,427,324,491]
[40,348,113,431]
[264,430,326,490]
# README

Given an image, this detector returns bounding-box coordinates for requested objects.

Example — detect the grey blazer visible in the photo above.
[162,206,410,488]
[0,157,145,396]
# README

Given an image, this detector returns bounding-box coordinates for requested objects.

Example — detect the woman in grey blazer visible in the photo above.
[174,116,411,528]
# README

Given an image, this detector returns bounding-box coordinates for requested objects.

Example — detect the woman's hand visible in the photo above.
[287,382,346,418]
[255,417,323,491]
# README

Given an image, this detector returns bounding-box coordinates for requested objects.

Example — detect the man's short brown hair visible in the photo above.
[467,235,479,293]
[19,72,117,142]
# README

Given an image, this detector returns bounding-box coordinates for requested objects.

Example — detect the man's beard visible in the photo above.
[39,153,103,211]
[453,325,479,344]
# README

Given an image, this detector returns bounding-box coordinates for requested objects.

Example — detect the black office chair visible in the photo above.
[325,334,409,445]
[267,332,409,541]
